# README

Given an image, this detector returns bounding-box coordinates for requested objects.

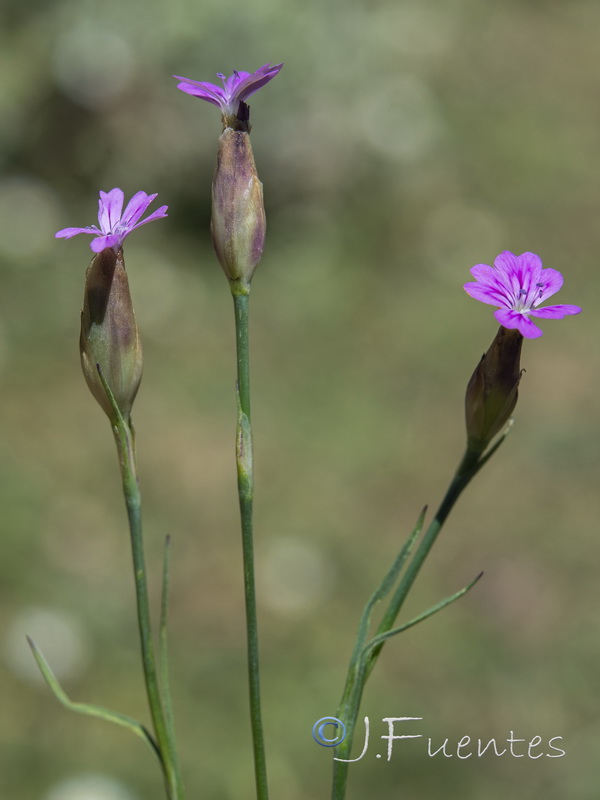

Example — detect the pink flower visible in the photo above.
[55,188,168,253]
[174,63,282,122]
[464,251,581,338]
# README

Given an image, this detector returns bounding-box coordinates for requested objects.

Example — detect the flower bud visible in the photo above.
[80,247,143,423]
[465,326,523,454]
[211,127,266,290]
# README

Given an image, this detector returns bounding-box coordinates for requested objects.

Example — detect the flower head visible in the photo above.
[55,188,168,253]
[174,63,283,126]
[464,251,581,338]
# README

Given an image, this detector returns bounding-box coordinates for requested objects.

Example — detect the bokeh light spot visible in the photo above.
[4,607,91,685]
[43,773,137,800]
[422,202,507,281]
[52,27,134,108]
[359,76,443,161]
[259,537,334,617]
[0,177,60,262]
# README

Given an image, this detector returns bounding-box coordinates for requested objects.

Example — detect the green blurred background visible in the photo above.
[1,0,598,798]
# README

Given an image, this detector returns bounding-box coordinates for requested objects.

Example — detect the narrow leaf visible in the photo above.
[28,637,161,762]
[475,425,511,475]
[354,506,427,652]
[363,571,484,656]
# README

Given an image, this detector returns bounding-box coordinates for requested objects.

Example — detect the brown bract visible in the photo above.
[465,326,524,454]
[211,127,266,290]
[79,247,143,423]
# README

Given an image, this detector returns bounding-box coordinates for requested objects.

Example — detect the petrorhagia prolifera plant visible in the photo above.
[174,61,283,800]
[328,251,580,799]
[35,58,583,800]
[34,189,186,800]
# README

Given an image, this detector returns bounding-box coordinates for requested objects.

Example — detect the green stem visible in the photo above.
[112,419,185,800]
[368,447,480,659]
[232,287,269,800]
[331,444,498,800]
[159,535,179,779]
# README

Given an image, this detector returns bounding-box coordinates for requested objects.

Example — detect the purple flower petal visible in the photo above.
[494,250,542,282]
[174,77,226,107]
[128,205,169,231]
[495,251,541,306]
[90,233,121,253]
[494,308,544,338]
[468,265,515,305]
[492,250,517,270]
[469,263,504,285]
[464,281,510,307]
[55,225,102,239]
[531,268,563,305]
[173,75,222,92]
[220,70,251,96]
[120,192,158,228]
[529,304,582,319]
[232,63,283,103]
[55,188,167,253]
[99,188,124,232]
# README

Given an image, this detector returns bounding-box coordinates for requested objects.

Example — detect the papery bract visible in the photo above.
[211,127,266,287]
[464,251,581,338]
[55,188,168,253]
[80,247,142,423]
[465,326,523,453]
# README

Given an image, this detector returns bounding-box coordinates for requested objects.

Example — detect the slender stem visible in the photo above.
[232,287,269,800]
[159,535,179,777]
[113,420,185,800]
[331,445,491,800]
[368,447,480,660]
[331,665,368,799]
